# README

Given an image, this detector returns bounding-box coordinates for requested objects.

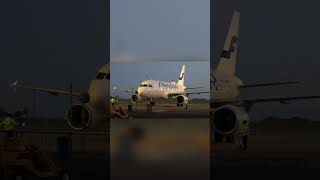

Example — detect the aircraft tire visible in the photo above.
[214,132,223,143]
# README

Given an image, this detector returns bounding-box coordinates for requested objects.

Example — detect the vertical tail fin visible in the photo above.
[178,64,185,86]
[214,10,240,76]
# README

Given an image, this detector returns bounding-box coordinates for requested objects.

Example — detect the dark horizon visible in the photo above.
[0,1,108,117]
[212,0,320,120]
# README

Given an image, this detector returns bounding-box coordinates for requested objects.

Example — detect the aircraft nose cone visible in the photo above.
[137,87,143,95]
[138,87,147,97]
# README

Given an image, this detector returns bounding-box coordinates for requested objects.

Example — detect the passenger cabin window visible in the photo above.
[96,72,106,80]
[105,73,110,80]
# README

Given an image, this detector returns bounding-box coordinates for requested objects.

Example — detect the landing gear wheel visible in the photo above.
[214,132,223,143]
[11,168,27,180]
[14,175,23,180]
[150,101,155,106]
[241,135,248,151]
[226,135,235,143]
[60,170,71,180]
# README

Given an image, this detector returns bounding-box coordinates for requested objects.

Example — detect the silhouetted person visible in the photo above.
[241,120,249,151]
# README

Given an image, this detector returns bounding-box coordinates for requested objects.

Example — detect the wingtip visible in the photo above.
[10,80,18,93]
[290,81,301,84]
[10,80,18,87]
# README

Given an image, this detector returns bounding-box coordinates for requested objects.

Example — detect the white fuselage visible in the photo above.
[211,73,243,102]
[137,80,186,100]
[88,64,110,112]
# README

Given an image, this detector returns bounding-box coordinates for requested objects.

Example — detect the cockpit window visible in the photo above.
[96,72,106,79]
[140,84,151,87]
[105,73,110,80]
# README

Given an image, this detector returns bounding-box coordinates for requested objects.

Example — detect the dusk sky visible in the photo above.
[111,0,210,61]
[0,1,107,116]
[110,0,210,99]
[1,1,320,120]
[213,0,320,120]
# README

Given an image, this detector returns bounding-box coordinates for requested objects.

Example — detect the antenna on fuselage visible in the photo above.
[146,73,151,81]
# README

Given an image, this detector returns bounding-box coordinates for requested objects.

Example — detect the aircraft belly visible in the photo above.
[88,80,109,113]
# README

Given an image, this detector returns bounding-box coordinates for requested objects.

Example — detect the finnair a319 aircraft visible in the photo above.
[211,10,320,149]
[11,64,110,131]
[120,65,208,109]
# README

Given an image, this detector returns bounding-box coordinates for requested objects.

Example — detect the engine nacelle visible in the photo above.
[212,105,249,135]
[176,95,188,105]
[66,104,104,130]
[130,94,142,103]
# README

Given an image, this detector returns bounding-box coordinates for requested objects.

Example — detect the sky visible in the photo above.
[213,0,320,120]
[111,0,210,61]
[1,1,320,120]
[0,1,108,117]
[110,0,210,99]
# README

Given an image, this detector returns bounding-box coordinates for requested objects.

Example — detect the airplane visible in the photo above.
[211,10,320,149]
[118,64,208,109]
[11,64,110,130]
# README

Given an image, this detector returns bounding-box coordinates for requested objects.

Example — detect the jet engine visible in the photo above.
[66,103,104,130]
[130,94,142,103]
[212,105,249,135]
[176,95,188,106]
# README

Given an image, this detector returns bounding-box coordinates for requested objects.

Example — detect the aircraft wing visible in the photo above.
[185,87,206,90]
[167,91,209,98]
[214,95,320,106]
[119,89,135,93]
[239,81,299,88]
[10,80,81,97]
[240,95,320,104]
[113,86,135,93]
[187,91,209,96]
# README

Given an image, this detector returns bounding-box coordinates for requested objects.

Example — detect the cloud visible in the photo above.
[111,52,139,62]
[111,52,209,63]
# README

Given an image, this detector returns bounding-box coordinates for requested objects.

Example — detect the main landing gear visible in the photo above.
[176,103,188,109]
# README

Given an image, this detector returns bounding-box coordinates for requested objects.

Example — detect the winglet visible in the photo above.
[10,80,18,93]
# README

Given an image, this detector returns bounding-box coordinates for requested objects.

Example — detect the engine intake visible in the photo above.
[130,94,142,103]
[212,105,249,135]
[176,95,188,104]
[66,104,91,130]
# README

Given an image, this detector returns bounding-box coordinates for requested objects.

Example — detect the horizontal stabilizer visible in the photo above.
[239,81,300,88]
[10,80,81,97]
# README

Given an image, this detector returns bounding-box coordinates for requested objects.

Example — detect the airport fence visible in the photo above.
[0,129,109,154]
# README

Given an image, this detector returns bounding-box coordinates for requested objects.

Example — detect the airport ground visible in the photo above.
[1,116,211,180]
[116,99,210,118]
[3,105,320,179]
[214,118,320,180]
[110,118,210,180]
